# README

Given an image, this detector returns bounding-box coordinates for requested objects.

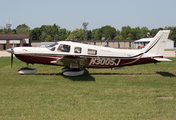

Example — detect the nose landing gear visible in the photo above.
[18,64,37,74]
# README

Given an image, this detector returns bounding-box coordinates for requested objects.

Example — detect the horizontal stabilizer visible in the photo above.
[154,58,172,62]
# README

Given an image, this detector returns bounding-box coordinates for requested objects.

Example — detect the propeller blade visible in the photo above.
[12,42,14,48]
[11,53,13,68]
[6,44,15,68]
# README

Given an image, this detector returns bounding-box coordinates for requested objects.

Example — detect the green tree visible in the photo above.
[130,27,141,40]
[67,34,75,40]
[40,31,47,41]
[50,24,59,39]
[58,28,71,40]
[0,29,3,34]
[71,28,84,40]
[11,29,17,34]
[87,30,92,40]
[120,26,131,40]
[114,26,147,40]
[141,27,149,38]
[99,25,116,40]
[116,30,120,36]
[30,28,41,40]
[45,35,52,42]
[114,35,125,40]
[40,25,52,40]
[114,29,121,40]
[39,24,61,41]
[3,28,9,34]
[92,28,101,40]
[165,26,176,42]
[16,24,30,34]
[150,28,163,37]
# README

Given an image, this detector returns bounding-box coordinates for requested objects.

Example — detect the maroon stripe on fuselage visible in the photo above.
[15,54,62,65]
[15,53,162,68]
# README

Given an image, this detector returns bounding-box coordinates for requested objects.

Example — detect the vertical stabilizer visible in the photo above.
[142,30,170,55]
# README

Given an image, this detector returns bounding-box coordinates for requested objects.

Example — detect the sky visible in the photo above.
[0,0,176,31]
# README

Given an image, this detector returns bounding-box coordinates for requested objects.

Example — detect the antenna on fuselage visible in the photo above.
[101,37,110,47]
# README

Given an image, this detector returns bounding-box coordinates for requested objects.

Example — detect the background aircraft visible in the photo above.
[7,30,171,76]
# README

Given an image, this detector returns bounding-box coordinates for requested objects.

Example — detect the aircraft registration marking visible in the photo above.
[89,57,120,66]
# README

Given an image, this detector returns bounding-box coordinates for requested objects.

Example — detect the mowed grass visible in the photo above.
[0,57,176,120]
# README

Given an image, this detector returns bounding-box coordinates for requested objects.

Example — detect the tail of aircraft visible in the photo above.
[141,30,170,56]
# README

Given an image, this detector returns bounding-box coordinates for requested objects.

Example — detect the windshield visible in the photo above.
[46,42,58,51]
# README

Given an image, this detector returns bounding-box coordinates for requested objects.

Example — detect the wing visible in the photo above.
[50,55,89,68]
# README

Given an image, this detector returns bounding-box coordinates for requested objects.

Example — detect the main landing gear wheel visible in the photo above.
[62,67,84,76]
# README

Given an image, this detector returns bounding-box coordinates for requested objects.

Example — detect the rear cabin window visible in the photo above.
[87,49,97,55]
[57,44,70,52]
[74,47,82,53]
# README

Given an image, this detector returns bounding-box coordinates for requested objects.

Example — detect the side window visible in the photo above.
[74,47,82,53]
[57,44,70,52]
[87,49,97,55]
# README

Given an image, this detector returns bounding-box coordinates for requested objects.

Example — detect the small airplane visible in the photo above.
[7,30,171,76]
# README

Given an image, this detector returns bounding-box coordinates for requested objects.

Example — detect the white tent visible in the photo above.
[165,39,174,49]
[134,38,152,49]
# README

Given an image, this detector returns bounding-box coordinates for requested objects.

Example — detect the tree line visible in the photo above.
[1,24,176,42]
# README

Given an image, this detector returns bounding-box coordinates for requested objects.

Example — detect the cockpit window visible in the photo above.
[57,44,70,52]
[47,42,58,51]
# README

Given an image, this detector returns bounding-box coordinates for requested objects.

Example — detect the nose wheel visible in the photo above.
[18,63,37,74]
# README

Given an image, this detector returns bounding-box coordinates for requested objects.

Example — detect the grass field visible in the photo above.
[0,57,176,120]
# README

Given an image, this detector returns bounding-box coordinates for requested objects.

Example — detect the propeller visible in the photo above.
[6,43,14,68]
[11,43,14,68]
[11,52,13,68]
